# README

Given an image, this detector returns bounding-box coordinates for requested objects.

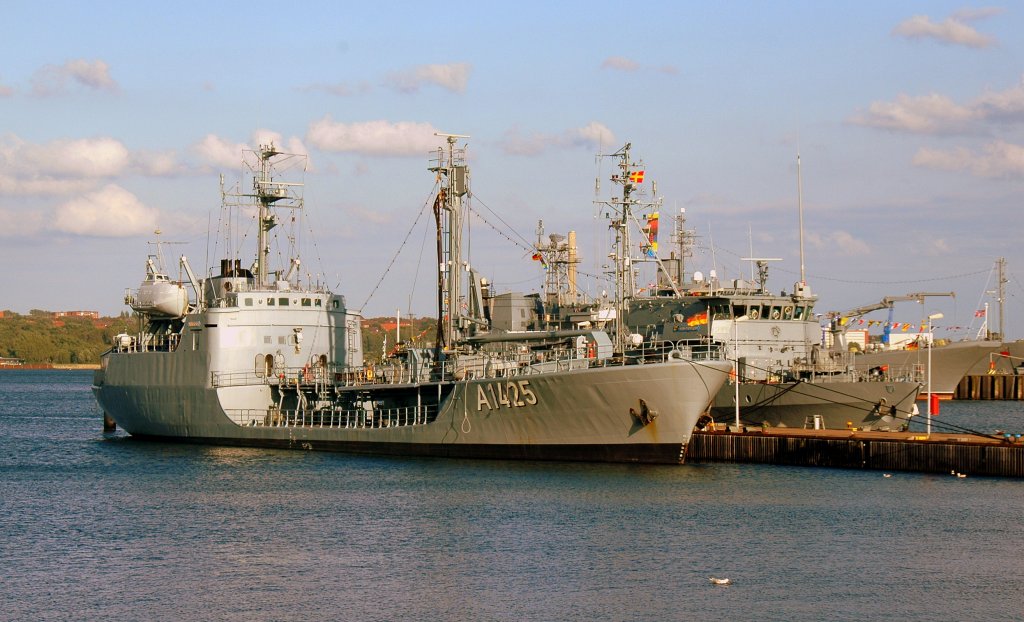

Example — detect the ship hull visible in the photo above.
[851,341,1001,398]
[94,353,731,464]
[710,379,921,431]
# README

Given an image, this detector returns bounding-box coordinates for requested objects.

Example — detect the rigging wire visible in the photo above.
[360,185,439,312]
[468,193,536,251]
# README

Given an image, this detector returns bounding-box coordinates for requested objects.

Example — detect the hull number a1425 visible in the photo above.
[476,380,538,411]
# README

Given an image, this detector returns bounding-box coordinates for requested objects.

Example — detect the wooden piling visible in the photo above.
[688,429,1024,477]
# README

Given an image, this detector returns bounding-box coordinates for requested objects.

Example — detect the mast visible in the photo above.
[221,143,306,288]
[595,143,666,349]
[797,152,806,286]
[598,143,639,351]
[429,133,470,351]
[997,256,1007,340]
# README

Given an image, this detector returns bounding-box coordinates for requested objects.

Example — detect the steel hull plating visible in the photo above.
[852,341,1000,398]
[711,379,921,431]
[94,353,730,464]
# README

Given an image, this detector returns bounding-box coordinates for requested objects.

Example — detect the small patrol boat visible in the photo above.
[93,135,731,463]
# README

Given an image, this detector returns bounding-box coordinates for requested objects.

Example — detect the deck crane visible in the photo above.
[826,292,955,351]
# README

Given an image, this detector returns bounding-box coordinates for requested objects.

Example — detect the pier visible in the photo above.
[688,428,1024,477]
[955,374,1024,400]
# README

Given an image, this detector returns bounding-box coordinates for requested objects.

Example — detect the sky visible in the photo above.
[2,1,1023,339]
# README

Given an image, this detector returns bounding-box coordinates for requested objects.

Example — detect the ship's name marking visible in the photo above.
[476,380,538,411]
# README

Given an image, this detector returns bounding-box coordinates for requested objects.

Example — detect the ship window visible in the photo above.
[315,299,322,307]
[770,306,782,320]
[267,298,275,306]
[794,306,805,320]
[254,354,265,378]
[278,336,286,344]
[279,298,289,306]
[245,298,253,306]
[302,298,312,307]
[733,305,746,317]
[332,300,339,309]
[264,336,272,344]
[192,333,200,351]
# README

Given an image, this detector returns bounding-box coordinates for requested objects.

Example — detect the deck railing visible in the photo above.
[225,404,436,429]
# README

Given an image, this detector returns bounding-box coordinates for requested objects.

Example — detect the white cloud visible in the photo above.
[31,59,118,96]
[253,130,310,160]
[848,93,975,134]
[602,56,641,72]
[193,134,249,169]
[849,76,1024,134]
[913,141,1024,178]
[973,78,1024,122]
[53,184,160,237]
[0,136,133,195]
[193,131,310,171]
[306,117,442,156]
[892,13,997,48]
[570,122,616,149]
[831,231,871,256]
[804,230,870,255]
[384,63,471,94]
[1,135,130,177]
[499,122,617,156]
[131,150,186,177]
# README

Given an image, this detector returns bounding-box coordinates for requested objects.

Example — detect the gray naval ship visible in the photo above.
[495,144,920,431]
[826,292,1002,400]
[92,137,731,464]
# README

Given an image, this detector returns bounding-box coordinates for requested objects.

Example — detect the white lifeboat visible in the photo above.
[130,257,189,318]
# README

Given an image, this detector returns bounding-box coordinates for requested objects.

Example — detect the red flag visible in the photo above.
[628,170,645,183]
[975,309,986,318]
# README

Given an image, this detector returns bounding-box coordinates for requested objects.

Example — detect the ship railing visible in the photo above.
[212,341,726,389]
[112,332,181,354]
[225,405,437,429]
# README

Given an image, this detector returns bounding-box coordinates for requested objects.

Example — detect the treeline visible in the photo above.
[361,316,437,361]
[0,310,134,364]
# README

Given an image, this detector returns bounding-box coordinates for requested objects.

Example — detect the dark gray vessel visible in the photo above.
[93,137,730,463]
[497,145,920,431]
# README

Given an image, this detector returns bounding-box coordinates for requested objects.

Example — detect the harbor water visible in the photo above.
[2,370,1022,621]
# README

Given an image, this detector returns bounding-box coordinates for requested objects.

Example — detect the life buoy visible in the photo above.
[748,308,759,320]
[365,367,374,381]
[771,309,781,320]
[783,306,794,320]
[668,349,684,360]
